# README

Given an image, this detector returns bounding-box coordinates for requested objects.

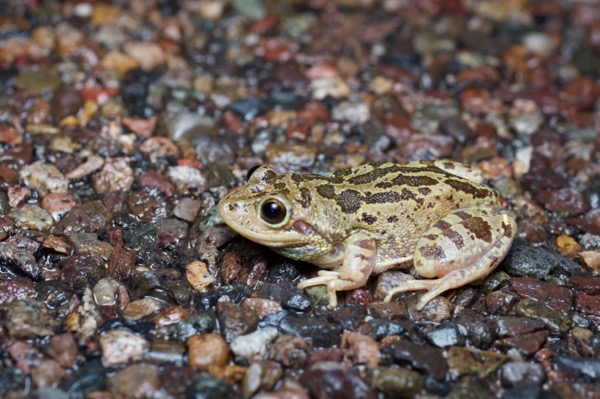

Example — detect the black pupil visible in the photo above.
[261,200,286,224]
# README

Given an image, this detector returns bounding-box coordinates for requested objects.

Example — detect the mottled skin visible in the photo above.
[218,161,517,310]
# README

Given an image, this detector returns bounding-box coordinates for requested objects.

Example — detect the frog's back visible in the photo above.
[299,161,500,262]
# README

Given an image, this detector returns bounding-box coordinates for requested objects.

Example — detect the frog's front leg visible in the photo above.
[384,207,516,310]
[297,232,376,308]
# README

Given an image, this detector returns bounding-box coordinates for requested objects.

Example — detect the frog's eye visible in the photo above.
[259,196,290,227]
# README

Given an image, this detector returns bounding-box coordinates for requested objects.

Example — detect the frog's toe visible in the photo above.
[383,279,433,303]
[297,272,340,289]
[385,269,479,310]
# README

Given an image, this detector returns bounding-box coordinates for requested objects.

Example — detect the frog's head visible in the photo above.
[217,165,326,253]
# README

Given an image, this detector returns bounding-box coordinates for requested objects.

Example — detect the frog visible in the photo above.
[217,160,517,310]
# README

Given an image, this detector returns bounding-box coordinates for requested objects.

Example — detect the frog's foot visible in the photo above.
[383,271,473,310]
[297,271,342,307]
[297,233,376,309]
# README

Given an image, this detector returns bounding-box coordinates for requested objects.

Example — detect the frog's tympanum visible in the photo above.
[218,161,516,310]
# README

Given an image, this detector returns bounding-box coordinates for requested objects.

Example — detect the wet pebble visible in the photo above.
[10,204,53,230]
[107,245,136,280]
[19,161,68,196]
[268,335,308,369]
[369,367,425,398]
[92,158,134,194]
[188,333,229,371]
[502,238,581,278]
[107,363,160,398]
[137,169,175,197]
[51,85,84,121]
[151,305,190,327]
[427,322,468,348]
[227,97,267,121]
[160,365,195,398]
[382,340,447,380]
[4,299,54,338]
[100,329,149,366]
[15,69,62,94]
[123,297,164,322]
[171,312,215,341]
[174,197,202,222]
[0,124,22,146]
[31,359,65,389]
[55,200,112,236]
[61,253,105,292]
[231,327,279,359]
[575,294,600,324]
[0,235,41,279]
[242,360,283,398]
[40,193,77,222]
[0,279,35,306]
[217,301,259,343]
[446,346,507,379]
[300,361,376,399]
[500,361,545,388]
[331,100,370,124]
[515,299,570,334]
[540,187,589,215]
[46,333,78,368]
[167,165,207,193]
[242,298,283,319]
[280,315,342,348]
[69,233,114,260]
[579,251,600,273]
[186,373,235,399]
[340,332,380,367]
[8,185,31,208]
[7,339,42,373]
[358,318,407,341]
[186,260,215,293]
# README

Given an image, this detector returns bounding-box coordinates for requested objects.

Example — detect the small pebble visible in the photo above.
[187,333,229,371]
[100,329,149,366]
[231,327,279,359]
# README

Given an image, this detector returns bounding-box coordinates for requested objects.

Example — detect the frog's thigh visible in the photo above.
[414,208,515,279]
[297,232,376,308]
[384,208,515,310]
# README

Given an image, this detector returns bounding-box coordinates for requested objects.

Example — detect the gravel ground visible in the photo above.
[1,0,600,398]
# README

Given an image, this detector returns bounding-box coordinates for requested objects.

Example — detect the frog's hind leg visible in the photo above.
[298,232,376,308]
[384,207,516,310]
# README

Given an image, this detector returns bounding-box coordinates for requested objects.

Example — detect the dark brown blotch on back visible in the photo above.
[391,173,439,187]
[361,213,377,225]
[387,215,399,223]
[337,189,363,214]
[462,217,492,243]
[316,184,336,200]
[365,191,403,204]
[347,164,402,185]
[274,182,290,195]
[445,178,492,199]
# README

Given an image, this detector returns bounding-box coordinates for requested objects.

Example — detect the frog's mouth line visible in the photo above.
[218,205,305,248]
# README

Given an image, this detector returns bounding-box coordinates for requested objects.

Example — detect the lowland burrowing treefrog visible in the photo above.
[218,161,516,310]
